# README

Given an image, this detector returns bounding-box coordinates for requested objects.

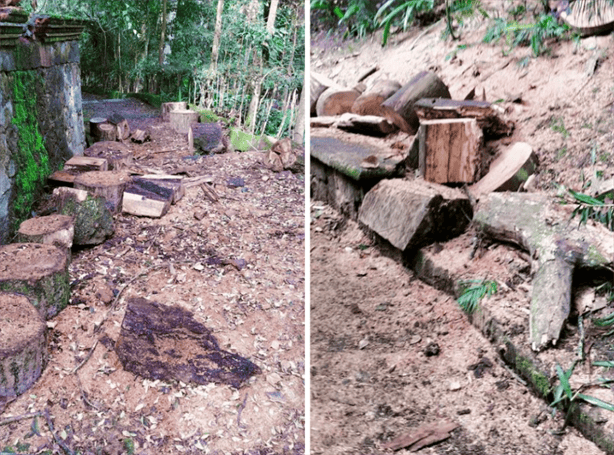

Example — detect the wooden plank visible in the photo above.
[65,156,108,172]
[122,192,170,218]
[419,118,482,184]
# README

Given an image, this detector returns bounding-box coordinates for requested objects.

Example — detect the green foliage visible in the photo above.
[456,279,497,314]
[483,14,570,56]
[123,438,135,455]
[567,189,614,231]
[552,362,614,412]
[10,72,50,232]
[550,116,569,138]
[375,0,434,46]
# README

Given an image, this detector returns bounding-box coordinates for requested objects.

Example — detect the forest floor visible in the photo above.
[310,1,613,454]
[0,95,305,455]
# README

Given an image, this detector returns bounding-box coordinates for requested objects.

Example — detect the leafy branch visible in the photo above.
[456,279,497,314]
[566,189,614,231]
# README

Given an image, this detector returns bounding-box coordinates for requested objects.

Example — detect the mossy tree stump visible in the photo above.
[0,243,69,319]
[0,292,46,398]
[74,171,131,213]
[17,214,74,254]
[53,187,114,245]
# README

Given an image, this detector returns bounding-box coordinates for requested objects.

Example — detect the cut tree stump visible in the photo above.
[84,141,133,170]
[74,171,131,213]
[474,192,614,351]
[134,175,184,204]
[89,117,107,139]
[161,101,187,122]
[382,71,451,134]
[310,71,338,116]
[131,129,150,144]
[64,156,108,173]
[97,123,117,142]
[0,243,69,319]
[351,94,411,133]
[47,169,81,187]
[469,142,538,196]
[115,298,261,388]
[315,87,360,117]
[419,118,483,184]
[108,112,130,141]
[122,180,174,218]
[0,292,46,398]
[335,113,397,136]
[191,122,224,154]
[53,187,114,246]
[170,109,200,134]
[358,178,472,252]
[17,214,74,253]
[561,3,614,36]
[414,98,514,137]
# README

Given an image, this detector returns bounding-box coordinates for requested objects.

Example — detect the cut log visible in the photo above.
[310,116,338,128]
[358,178,472,252]
[364,79,401,99]
[73,171,131,214]
[382,71,451,134]
[0,292,46,398]
[64,156,108,173]
[413,98,514,137]
[310,71,338,116]
[335,112,397,136]
[115,297,261,388]
[469,142,538,196]
[192,122,224,154]
[107,113,130,141]
[84,141,133,170]
[131,129,151,144]
[17,214,74,253]
[419,118,483,184]
[0,243,69,319]
[89,117,107,139]
[265,138,297,172]
[97,123,117,142]
[170,109,200,134]
[561,3,614,36]
[47,169,81,187]
[122,180,174,218]
[161,101,187,122]
[474,192,614,351]
[135,175,185,204]
[53,187,114,246]
[351,94,411,133]
[316,87,360,117]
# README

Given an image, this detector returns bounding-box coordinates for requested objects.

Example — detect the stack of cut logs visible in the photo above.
[89,113,150,144]
[311,70,539,194]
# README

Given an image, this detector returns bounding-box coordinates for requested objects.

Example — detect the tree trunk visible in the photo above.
[246,80,261,134]
[266,0,279,34]
[159,0,168,66]
[74,171,132,214]
[293,87,305,144]
[210,0,224,72]
[17,214,74,253]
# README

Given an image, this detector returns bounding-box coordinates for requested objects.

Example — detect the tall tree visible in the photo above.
[159,0,168,66]
[266,0,279,34]
[210,0,224,72]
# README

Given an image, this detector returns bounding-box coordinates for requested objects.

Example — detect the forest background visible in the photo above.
[27,0,305,142]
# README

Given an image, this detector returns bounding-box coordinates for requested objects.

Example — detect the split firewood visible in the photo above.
[135,174,184,204]
[474,192,614,351]
[53,187,114,246]
[183,175,214,188]
[0,292,46,399]
[382,71,451,134]
[335,112,397,136]
[201,183,219,204]
[107,112,130,140]
[122,179,174,218]
[131,129,151,143]
[265,138,296,172]
[382,420,459,451]
[0,243,69,319]
[414,98,514,137]
[47,168,81,187]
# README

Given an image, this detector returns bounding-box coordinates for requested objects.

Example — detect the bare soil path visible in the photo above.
[0,96,305,455]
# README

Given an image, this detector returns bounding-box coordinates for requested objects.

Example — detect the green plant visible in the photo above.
[550,117,569,138]
[552,362,614,412]
[375,0,435,46]
[567,189,614,231]
[456,279,497,314]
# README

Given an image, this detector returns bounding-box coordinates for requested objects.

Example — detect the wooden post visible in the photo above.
[419,118,483,184]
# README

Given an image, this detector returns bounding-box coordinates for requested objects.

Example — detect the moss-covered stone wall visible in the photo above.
[0,39,84,241]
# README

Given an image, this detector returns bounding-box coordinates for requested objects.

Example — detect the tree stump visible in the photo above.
[53,187,114,246]
[64,156,108,173]
[17,214,74,253]
[84,141,133,170]
[382,71,451,134]
[170,110,200,134]
[115,298,261,388]
[108,113,130,141]
[130,129,151,144]
[0,292,46,398]
[315,87,361,117]
[97,123,118,142]
[74,171,131,213]
[0,243,69,319]
[89,117,107,140]
[162,102,187,122]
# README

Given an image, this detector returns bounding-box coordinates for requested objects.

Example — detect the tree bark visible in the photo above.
[266,0,279,35]
[159,0,168,66]
[210,0,224,72]
[293,86,305,144]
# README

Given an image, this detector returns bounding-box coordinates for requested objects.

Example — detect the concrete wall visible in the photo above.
[0,40,85,242]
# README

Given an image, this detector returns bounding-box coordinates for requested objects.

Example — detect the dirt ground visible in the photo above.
[310,1,613,454]
[0,96,305,454]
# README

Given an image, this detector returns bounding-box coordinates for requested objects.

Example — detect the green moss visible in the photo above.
[230,128,262,152]
[10,71,50,232]
[123,438,135,455]
[515,354,551,398]
[586,244,608,268]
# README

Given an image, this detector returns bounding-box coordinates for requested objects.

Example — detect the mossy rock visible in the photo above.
[230,128,274,152]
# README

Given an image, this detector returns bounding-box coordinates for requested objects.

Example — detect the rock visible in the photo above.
[115,298,261,388]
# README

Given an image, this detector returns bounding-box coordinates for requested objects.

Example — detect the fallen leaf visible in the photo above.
[382,420,460,451]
